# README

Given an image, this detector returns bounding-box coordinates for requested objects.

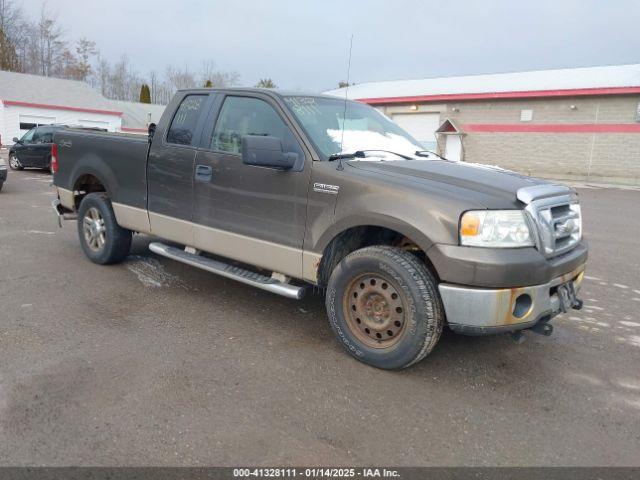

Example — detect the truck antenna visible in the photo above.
[337,34,354,172]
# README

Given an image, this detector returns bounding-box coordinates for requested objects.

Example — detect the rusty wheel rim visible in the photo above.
[343,273,408,349]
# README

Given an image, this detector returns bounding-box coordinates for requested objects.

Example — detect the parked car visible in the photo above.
[0,155,7,191]
[9,125,69,171]
[50,88,587,369]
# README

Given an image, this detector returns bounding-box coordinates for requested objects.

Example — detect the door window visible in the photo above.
[20,129,36,143]
[166,95,207,146]
[32,128,54,143]
[211,96,303,158]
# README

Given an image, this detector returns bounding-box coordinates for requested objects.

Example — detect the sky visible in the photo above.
[17,0,640,92]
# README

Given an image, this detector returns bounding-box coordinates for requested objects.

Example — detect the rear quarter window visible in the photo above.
[166,95,207,146]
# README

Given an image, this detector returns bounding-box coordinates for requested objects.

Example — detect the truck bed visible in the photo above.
[53,128,149,209]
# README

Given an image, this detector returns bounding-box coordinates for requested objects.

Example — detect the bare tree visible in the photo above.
[0,0,22,42]
[36,3,64,76]
[94,54,111,96]
[75,38,97,81]
[0,0,24,71]
[0,0,243,105]
[201,59,240,88]
[0,25,20,71]
[165,65,197,91]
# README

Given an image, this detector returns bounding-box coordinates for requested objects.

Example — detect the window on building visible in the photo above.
[166,95,207,146]
[211,96,303,158]
[520,109,533,122]
[636,102,640,122]
[19,122,39,131]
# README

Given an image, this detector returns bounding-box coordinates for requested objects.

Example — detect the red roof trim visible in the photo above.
[463,123,640,133]
[357,86,640,105]
[2,99,123,116]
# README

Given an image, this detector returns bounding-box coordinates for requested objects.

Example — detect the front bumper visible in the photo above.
[439,263,586,335]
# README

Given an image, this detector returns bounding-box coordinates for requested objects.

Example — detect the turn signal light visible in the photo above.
[460,212,480,236]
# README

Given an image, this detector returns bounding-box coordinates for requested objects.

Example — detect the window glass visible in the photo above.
[21,128,36,143]
[212,96,303,157]
[36,129,54,143]
[166,95,207,145]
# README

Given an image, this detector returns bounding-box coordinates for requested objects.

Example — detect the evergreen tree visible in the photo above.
[0,27,20,72]
[255,78,276,89]
[139,83,151,103]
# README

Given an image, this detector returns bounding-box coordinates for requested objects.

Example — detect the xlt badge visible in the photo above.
[313,183,340,195]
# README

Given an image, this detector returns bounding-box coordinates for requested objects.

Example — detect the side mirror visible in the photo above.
[241,135,297,170]
[12,137,21,144]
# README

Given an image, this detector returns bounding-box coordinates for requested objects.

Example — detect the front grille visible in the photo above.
[517,185,582,258]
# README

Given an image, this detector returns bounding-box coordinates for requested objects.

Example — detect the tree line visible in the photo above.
[0,0,279,105]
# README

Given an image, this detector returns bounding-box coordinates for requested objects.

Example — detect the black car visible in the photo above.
[9,125,66,171]
[0,154,7,191]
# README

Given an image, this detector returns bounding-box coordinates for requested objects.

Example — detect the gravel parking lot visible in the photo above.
[1,161,639,466]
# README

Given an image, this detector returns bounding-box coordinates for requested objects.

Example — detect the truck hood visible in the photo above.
[347,159,549,208]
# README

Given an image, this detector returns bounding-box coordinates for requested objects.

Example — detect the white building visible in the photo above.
[324,64,640,185]
[0,70,165,145]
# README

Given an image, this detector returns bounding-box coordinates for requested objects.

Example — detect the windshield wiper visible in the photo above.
[328,150,412,161]
[328,152,356,161]
[415,150,445,160]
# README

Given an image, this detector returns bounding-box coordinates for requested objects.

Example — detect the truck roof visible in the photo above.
[175,87,342,100]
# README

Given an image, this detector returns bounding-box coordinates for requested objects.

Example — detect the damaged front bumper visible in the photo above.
[438,264,586,335]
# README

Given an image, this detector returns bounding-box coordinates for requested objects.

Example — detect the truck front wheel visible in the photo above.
[326,246,443,369]
[77,193,132,264]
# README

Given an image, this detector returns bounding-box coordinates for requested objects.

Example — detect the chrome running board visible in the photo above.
[149,242,306,300]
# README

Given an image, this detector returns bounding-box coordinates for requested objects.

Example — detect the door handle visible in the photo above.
[195,164,213,182]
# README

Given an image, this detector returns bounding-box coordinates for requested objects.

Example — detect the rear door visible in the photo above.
[192,93,311,277]
[31,127,56,168]
[147,93,212,246]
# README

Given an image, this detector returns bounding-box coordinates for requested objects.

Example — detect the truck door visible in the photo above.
[147,93,210,246]
[192,93,311,278]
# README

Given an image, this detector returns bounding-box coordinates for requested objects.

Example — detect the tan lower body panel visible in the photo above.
[112,203,151,233]
[302,252,322,283]
[148,212,320,281]
[57,187,75,210]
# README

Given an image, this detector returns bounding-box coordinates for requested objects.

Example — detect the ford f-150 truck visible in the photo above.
[51,88,587,369]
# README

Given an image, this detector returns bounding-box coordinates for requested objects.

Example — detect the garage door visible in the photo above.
[392,113,440,150]
[19,114,56,133]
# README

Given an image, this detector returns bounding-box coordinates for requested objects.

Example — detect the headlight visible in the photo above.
[460,210,534,248]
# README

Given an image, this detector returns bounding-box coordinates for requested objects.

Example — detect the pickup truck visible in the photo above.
[51,88,587,369]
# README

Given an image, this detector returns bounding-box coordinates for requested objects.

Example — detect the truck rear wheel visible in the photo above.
[326,246,443,369]
[77,193,132,264]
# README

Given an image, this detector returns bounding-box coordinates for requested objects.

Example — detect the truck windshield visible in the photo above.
[283,96,424,160]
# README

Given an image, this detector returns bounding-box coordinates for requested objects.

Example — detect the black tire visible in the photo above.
[77,193,132,265]
[0,182,3,192]
[326,246,443,369]
[9,154,23,171]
